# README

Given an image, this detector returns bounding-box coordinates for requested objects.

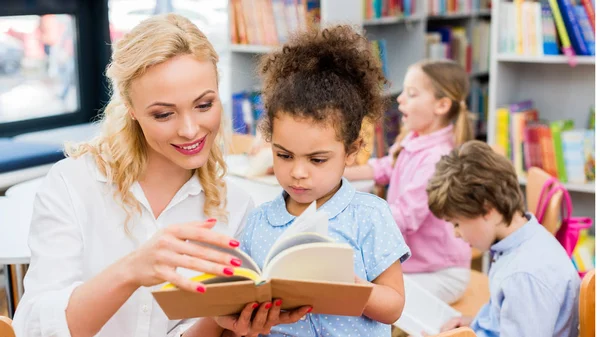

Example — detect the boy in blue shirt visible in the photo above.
[427,140,580,337]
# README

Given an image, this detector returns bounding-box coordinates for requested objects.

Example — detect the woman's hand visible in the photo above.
[214,300,313,337]
[122,219,242,293]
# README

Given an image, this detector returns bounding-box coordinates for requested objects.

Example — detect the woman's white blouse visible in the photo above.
[12,154,254,337]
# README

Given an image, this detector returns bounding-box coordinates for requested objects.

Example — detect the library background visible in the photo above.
[0,0,596,332]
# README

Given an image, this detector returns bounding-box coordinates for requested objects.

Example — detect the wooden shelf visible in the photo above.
[230,44,277,54]
[518,176,595,194]
[497,54,596,65]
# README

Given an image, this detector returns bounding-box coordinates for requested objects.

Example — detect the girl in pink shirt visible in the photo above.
[345,60,474,304]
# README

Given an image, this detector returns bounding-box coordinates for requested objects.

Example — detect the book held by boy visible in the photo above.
[151,202,373,319]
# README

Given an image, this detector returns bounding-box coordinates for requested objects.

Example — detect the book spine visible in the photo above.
[574,5,595,55]
[547,0,577,62]
[561,130,587,184]
[556,0,590,55]
[581,0,595,33]
[541,2,560,55]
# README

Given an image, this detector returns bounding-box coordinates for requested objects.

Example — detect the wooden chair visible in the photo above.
[451,270,491,317]
[525,167,563,234]
[579,269,595,337]
[433,327,477,337]
[0,316,15,337]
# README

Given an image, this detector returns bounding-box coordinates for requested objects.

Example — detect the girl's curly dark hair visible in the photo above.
[258,24,387,152]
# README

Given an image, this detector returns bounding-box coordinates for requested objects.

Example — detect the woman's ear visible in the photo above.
[345,139,363,166]
[434,97,453,117]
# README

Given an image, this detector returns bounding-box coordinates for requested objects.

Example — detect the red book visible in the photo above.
[581,0,595,33]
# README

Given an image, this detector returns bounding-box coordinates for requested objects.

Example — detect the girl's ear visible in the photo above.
[345,138,362,166]
[434,97,453,117]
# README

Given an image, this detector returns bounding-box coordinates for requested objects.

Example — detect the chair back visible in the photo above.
[526,167,563,234]
[579,269,595,337]
[0,316,15,337]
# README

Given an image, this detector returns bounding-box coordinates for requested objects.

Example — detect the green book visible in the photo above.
[550,120,575,182]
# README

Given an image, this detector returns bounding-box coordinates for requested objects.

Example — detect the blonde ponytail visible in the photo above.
[454,100,474,146]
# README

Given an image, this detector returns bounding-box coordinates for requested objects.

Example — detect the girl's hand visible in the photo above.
[214,300,312,336]
[123,219,242,293]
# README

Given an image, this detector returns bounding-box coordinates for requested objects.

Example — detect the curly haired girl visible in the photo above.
[203,24,412,337]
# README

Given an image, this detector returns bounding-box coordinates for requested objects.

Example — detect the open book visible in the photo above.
[151,202,373,319]
[393,276,462,336]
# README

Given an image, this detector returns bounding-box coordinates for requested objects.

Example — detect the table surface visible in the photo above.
[1,156,375,264]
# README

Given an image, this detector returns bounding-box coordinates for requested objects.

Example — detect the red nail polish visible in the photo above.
[224,267,234,276]
[307,307,313,313]
[229,240,240,248]
[275,299,282,306]
[231,258,242,267]
[196,286,206,293]
[265,303,273,309]
[206,218,217,223]
[252,303,259,309]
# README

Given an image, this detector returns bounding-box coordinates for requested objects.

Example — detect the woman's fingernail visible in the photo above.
[307,307,313,313]
[229,240,240,248]
[275,299,282,306]
[196,285,206,293]
[206,218,217,223]
[252,303,259,309]
[231,258,242,267]
[224,267,234,276]
[265,303,273,309]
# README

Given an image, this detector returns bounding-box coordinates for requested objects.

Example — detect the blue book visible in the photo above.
[574,5,595,55]
[556,0,590,55]
[541,2,560,55]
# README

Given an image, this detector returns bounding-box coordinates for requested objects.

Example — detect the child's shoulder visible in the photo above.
[347,191,393,218]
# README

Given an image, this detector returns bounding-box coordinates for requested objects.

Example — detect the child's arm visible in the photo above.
[387,155,439,234]
[181,317,224,337]
[356,261,405,324]
[344,164,375,181]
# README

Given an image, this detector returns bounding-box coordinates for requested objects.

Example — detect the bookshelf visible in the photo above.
[227,0,493,134]
[487,0,596,221]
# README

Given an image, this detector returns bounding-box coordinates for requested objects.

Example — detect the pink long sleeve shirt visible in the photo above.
[368,125,471,273]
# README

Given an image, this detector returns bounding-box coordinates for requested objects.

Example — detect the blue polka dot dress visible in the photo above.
[240,178,411,337]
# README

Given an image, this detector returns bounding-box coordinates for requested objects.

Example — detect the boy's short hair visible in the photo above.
[427,140,525,225]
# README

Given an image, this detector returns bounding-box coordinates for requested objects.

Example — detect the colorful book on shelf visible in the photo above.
[561,129,587,184]
[574,5,595,56]
[581,0,595,34]
[556,0,590,55]
[538,124,558,178]
[547,0,576,64]
[541,2,560,55]
[508,100,537,177]
[495,107,511,159]
[550,119,574,183]
[583,130,595,182]
[151,202,373,319]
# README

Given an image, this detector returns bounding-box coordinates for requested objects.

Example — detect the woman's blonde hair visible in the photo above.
[392,59,474,162]
[67,13,227,228]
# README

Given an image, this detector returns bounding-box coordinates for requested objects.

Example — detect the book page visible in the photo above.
[262,242,355,283]
[188,240,261,274]
[263,232,332,268]
[393,276,461,336]
[269,201,329,254]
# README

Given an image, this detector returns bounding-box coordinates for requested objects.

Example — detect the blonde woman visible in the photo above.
[13,14,309,337]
